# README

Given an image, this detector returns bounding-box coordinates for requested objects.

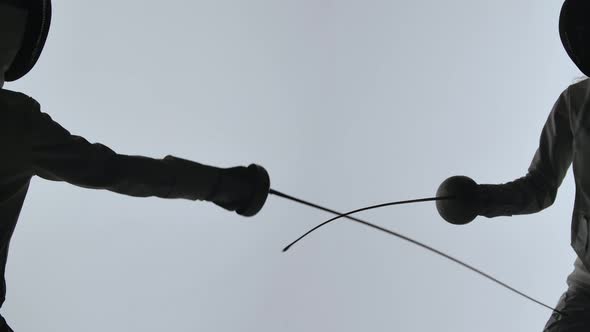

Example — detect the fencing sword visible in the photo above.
[268,185,564,316]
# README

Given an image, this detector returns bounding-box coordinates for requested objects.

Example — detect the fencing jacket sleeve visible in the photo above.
[28,97,222,201]
[477,88,574,218]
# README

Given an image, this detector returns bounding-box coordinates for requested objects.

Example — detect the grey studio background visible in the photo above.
[2,0,582,331]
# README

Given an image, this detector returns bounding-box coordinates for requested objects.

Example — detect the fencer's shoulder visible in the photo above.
[0,89,38,109]
[565,77,590,98]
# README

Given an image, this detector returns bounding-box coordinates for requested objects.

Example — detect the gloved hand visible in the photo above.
[436,176,481,225]
[207,164,271,217]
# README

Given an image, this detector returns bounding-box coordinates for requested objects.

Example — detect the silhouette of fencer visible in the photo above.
[438,1,590,330]
[0,1,270,331]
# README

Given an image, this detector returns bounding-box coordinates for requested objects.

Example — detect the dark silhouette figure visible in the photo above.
[439,1,590,330]
[0,1,270,330]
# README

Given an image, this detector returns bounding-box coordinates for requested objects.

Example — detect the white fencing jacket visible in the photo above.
[0,89,222,308]
[478,78,590,273]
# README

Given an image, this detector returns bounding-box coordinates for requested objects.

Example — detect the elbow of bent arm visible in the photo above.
[536,186,559,211]
[520,171,560,213]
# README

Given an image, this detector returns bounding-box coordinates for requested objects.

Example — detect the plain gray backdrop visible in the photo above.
[2,0,583,331]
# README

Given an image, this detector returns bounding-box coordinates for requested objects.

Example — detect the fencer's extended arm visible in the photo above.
[27,97,220,201]
[477,89,574,218]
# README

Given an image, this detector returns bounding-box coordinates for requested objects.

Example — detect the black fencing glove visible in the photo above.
[436,176,481,225]
[207,164,271,217]
[162,156,270,217]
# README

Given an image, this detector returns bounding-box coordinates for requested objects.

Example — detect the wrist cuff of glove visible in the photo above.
[162,155,222,201]
[476,184,515,218]
[475,184,488,216]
